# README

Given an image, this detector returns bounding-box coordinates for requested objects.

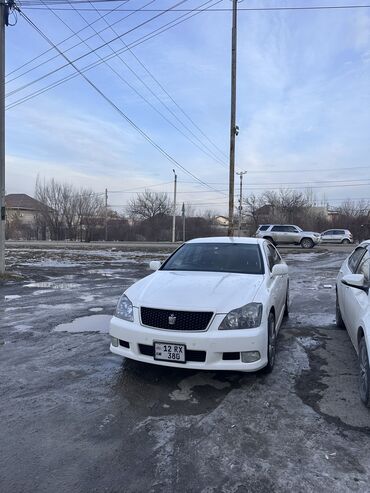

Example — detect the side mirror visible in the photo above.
[341,274,368,292]
[271,263,288,277]
[149,260,161,271]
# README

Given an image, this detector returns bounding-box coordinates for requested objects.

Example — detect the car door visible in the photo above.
[286,225,301,243]
[337,247,366,327]
[321,230,333,243]
[333,230,344,243]
[264,243,287,322]
[343,250,369,348]
[270,225,290,243]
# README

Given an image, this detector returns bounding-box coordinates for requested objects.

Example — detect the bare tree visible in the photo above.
[243,193,268,229]
[127,191,172,220]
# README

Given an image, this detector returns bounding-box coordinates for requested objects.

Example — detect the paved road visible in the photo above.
[1,245,369,492]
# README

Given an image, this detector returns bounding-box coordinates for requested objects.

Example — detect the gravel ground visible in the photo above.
[1,244,369,493]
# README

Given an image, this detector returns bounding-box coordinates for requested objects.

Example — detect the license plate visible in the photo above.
[154,342,186,363]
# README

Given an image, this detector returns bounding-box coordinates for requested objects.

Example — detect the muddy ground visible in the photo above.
[1,244,369,493]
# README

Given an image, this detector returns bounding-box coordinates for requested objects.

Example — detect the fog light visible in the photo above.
[111,336,119,347]
[241,351,260,363]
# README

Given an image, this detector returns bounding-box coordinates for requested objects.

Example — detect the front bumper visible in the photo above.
[109,315,268,372]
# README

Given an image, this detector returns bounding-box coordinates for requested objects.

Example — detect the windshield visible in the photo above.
[161,243,265,275]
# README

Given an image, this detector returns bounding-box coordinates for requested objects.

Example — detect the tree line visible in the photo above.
[6,179,370,241]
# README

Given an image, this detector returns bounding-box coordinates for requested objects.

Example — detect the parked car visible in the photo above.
[336,242,370,407]
[110,237,289,373]
[255,224,321,249]
[321,229,353,244]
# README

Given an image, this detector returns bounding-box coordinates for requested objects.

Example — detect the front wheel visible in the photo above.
[284,286,289,317]
[359,338,370,407]
[262,312,276,373]
[336,291,345,329]
[342,239,351,244]
[301,237,314,249]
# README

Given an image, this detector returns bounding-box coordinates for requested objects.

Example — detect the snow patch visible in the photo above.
[5,295,21,301]
[89,307,103,312]
[24,281,80,290]
[20,260,81,268]
[14,324,33,332]
[54,314,112,333]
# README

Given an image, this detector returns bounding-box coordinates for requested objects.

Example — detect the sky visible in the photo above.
[5,0,370,214]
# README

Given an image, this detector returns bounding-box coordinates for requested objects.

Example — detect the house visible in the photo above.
[5,194,45,224]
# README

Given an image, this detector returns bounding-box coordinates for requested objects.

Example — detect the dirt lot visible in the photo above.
[1,243,369,492]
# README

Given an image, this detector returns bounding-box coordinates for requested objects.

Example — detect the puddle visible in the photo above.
[24,282,80,290]
[169,373,231,402]
[54,314,112,333]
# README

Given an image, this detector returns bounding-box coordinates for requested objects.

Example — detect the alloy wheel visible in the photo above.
[359,339,370,405]
[268,314,276,367]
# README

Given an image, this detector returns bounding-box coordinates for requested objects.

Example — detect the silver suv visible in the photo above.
[256,224,321,249]
[320,229,353,244]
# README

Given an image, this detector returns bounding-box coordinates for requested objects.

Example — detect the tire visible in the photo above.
[284,286,289,317]
[342,239,350,245]
[359,337,370,407]
[264,236,275,245]
[335,291,345,329]
[300,237,314,249]
[262,312,277,373]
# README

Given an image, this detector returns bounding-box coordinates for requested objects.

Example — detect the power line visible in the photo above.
[43,0,228,168]
[7,0,192,99]
[18,10,226,196]
[78,0,228,165]
[6,0,224,110]
[19,3,370,12]
[6,0,143,80]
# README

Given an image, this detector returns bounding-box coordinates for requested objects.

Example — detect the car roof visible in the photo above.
[187,236,263,245]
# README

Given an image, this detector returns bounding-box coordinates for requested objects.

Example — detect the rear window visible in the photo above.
[258,225,269,231]
[161,243,265,275]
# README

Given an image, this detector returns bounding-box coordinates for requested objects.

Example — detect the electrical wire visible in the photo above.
[7,0,192,99]
[6,0,224,110]
[43,0,228,168]
[18,10,227,196]
[20,3,370,11]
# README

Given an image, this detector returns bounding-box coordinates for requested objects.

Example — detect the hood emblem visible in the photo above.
[168,314,176,325]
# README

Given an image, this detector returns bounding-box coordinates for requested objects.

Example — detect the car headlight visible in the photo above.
[115,294,134,322]
[219,302,263,330]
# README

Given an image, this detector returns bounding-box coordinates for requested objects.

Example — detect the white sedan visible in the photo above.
[336,241,370,407]
[109,237,289,373]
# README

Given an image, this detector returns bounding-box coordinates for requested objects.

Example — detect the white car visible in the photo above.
[336,241,370,407]
[321,229,353,244]
[110,237,289,373]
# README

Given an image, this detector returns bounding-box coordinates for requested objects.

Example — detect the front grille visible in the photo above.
[140,307,213,331]
[139,344,206,362]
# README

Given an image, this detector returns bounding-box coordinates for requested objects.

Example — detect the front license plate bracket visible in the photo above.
[154,342,186,363]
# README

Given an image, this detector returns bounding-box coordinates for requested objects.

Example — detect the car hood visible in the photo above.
[125,270,265,314]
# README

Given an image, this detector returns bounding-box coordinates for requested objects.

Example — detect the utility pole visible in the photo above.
[227,0,239,237]
[104,188,108,241]
[182,202,185,242]
[0,2,8,274]
[236,171,247,236]
[172,169,177,243]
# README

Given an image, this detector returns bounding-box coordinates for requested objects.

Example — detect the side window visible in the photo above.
[271,226,288,232]
[322,230,331,236]
[287,226,299,233]
[348,248,366,273]
[264,243,281,271]
[356,253,370,282]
